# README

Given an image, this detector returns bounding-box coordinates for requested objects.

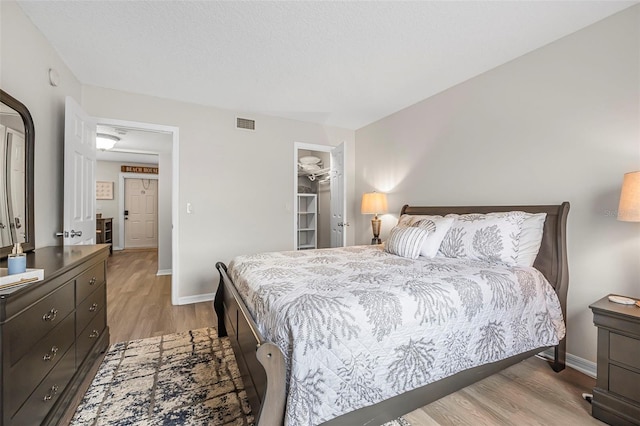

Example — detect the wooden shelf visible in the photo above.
[296,194,317,250]
[96,217,113,255]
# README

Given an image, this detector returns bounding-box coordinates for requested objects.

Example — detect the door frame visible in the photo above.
[97,117,180,305]
[119,173,159,251]
[293,142,346,249]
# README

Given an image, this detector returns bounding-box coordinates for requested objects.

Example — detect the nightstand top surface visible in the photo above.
[590,294,640,319]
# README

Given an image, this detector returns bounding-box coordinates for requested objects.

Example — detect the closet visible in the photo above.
[296,150,330,249]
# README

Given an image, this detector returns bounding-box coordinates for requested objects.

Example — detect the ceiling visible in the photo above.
[95,125,171,164]
[18,1,637,130]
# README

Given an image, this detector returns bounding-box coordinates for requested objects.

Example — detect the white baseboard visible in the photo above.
[177,293,215,305]
[156,269,172,276]
[113,246,123,251]
[539,348,596,378]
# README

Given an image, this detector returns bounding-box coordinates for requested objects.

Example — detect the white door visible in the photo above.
[124,178,158,248]
[330,142,346,247]
[64,97,96,245]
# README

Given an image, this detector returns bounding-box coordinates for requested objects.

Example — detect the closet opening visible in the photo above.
[293,142,346,250]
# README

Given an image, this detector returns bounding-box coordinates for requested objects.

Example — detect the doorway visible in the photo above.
[94,117,179,304]
[123,177,158,249]
[293,142,346,249]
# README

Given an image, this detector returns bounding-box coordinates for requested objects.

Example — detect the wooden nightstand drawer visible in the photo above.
[610,333,640,370]
[76,261,105,304]
[591,295,640,425]
[610,364,640,402]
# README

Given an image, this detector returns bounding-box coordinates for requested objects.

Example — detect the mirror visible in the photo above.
[0,90,34,257]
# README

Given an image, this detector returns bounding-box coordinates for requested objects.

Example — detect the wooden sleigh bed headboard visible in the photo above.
[215,201,570,426]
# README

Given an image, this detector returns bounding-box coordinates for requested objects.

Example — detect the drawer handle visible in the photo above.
[43,385,59,402]
[89,329,100,339]
[43,346,59,361]
[42,308,58,322]
[89,303,98,312]
[89,277,97,285]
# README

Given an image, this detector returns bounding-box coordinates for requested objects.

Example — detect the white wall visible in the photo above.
[355,5,640,364]
[1,0,82,247]
[82,86,356,302]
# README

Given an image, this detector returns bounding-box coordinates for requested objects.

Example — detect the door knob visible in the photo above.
[70,230,82,238]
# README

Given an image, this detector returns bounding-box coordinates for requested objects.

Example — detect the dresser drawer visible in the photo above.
[76,283,105,336]
[76,307,106,365]
[609,364,640,402]
[10,345,76,426]
[76,261,105,304]
[6,280,74,365]
[610,332,640,370]
[6,312,75,417]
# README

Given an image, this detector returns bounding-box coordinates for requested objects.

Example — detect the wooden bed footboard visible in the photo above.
[215,262,286,426]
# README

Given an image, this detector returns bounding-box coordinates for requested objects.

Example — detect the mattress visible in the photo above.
[228,245,565,425]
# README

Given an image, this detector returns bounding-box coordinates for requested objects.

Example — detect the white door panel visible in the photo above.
[124,178,158,248]
[330,142,346,248]
[64,97,96,245]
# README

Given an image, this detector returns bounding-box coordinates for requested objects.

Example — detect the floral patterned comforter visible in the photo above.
[228,245,565,425]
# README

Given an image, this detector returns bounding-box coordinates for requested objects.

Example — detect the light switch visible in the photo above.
[186,203,193,214]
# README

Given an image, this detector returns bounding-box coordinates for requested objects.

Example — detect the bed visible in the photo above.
[214,203,569,426]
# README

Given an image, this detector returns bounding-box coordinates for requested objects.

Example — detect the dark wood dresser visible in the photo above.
[590,295,640,426]
[0,245,110,426]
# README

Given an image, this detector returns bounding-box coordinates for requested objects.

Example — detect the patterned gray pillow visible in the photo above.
[438,212,526,265]
[384,226,429,259]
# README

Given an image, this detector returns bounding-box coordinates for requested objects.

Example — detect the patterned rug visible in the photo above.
[71,327,411,426]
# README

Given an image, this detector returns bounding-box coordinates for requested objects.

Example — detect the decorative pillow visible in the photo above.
[518,212,547,267]
[384,226,430,259]
[397,214,455,258]
[438,212,527,265]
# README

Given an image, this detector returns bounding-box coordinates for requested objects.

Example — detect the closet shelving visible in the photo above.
[297,194,317,250]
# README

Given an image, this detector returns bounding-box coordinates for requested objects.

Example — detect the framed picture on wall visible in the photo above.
[96,181,114,200]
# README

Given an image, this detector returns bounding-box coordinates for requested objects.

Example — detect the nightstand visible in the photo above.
[590,295,640,425]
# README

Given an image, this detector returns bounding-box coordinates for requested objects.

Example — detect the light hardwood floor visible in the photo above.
[104,249,602,426]
[106,248,215,343]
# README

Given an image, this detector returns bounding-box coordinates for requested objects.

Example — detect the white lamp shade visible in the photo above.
[361,192,388,215]
[618,171,640,222]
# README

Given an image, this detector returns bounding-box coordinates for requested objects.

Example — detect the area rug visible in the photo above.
[71,327,411,426]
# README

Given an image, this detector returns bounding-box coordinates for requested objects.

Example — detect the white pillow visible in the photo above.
[397,214,455,258]
[518,213,546,267]
[438,212,527,265]
[384,226,430,259]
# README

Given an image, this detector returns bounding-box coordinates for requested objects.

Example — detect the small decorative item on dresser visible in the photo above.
[7,242,26,275]
[589,295,640,425]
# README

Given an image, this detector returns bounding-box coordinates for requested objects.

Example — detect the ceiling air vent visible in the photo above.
[236,117,255,131]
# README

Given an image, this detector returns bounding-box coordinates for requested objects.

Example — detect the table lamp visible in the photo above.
[618,171,640,222]
[361,192,388,244]
[617,170,640,308]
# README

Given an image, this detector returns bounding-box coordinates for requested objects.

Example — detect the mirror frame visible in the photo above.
[0,89,35,257]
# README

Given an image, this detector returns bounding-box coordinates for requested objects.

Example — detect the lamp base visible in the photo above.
[371,216,382,245]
